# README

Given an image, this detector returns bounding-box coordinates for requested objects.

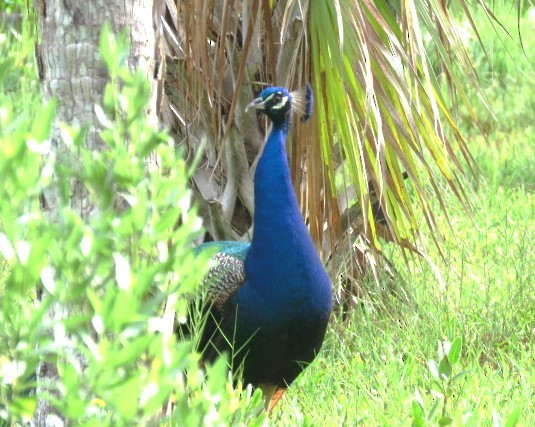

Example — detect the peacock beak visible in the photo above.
[245,96,266,112]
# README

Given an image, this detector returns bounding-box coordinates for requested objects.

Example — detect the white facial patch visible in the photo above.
[271,95,288,110]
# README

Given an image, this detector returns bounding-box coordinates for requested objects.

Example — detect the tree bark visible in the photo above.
[32,0,159,424]
[34,0,159,217]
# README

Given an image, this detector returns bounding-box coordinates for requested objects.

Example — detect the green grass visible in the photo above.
[456,3,535,136]
[0,18,38,98]
[272,5,535,426]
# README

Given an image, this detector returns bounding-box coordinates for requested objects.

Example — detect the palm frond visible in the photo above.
[156,0,496,301]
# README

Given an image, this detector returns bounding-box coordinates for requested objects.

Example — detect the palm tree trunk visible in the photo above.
[32,0,159,424]
[34,0,159,216]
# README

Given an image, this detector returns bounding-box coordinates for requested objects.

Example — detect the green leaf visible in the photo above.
[438,356,452,380]
[31,100,56,143]
[154,209,180,234]
[411,400,426,427]
[105,336,153,369]
[7,396,36,418]
[99,23,114,72]
[107,375,143,419]
[129,188,148,232]
[504,407,522,427]
[99,23,130,75]
[103,83,117,112]
[448,336,463,365]
[206,355,230,394]
[110,291,140,332]
[428,399,441,421]
[452,369,473,382]
[428,359,440,381]
[439,417,453,426]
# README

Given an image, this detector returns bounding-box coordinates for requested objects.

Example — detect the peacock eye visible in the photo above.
[269,92,288,111]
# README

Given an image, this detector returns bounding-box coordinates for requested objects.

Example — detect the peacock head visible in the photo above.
[245,86,292,126]
[246,84,313,127]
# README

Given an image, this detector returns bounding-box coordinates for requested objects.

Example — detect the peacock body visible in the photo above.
[196,86,332,409]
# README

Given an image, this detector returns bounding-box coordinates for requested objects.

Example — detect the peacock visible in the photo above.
[194,85,332,411]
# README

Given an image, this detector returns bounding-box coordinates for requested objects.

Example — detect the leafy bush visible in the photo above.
[0,25,264,425]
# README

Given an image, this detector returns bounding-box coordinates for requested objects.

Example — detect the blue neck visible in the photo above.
[244,124,321,288]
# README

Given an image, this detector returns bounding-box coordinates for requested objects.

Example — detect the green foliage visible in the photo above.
[454,3,535,135]
[0,13,39,117]
[0,0,26,13]
[308,1,476,248]
[412,337,468,426]
[0,25,264,425]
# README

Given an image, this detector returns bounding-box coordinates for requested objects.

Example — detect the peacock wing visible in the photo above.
[203,251,246,313]
[195,241,250,361]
